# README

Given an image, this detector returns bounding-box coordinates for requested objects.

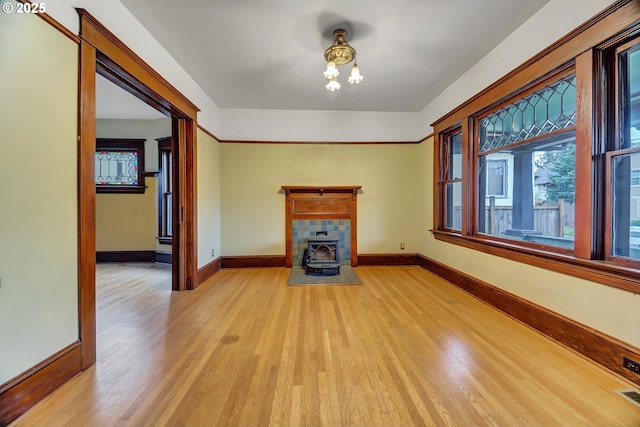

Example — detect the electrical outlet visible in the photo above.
[400,242,405,250]
[623,356,640,374]
[211,249,215,257]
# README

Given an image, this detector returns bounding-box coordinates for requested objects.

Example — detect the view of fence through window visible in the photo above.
[475,73,577,248]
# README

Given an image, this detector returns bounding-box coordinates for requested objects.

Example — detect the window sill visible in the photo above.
[158,237,172,245]
[431,230,640,294]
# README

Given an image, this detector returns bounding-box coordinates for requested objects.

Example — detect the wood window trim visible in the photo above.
[431,1,640,295]
[157,136,172,245]
[95,138,146,194]
[436,129,463,232]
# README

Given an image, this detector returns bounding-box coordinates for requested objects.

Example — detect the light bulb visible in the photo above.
[325,77,341,91]
[348,63,363,84]
[323,61,339,79]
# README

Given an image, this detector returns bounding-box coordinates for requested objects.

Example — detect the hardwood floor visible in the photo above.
[12,264,640,426]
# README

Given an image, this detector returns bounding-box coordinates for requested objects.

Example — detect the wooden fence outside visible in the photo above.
[451,198,573,237]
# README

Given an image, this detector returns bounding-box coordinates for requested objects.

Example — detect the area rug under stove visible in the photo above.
[287,266,362,286]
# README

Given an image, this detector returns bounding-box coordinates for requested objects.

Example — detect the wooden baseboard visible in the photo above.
[418,255,640,387]
[0,341,82,426]
[154,251,172,264]
[96,251,173,264]
[221,255,286,269]
[197,257,222,287]
[358,253,419,265]
[96,250,155,263]
[220,254,420,269]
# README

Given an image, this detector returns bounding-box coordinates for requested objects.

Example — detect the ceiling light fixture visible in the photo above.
[323,29,363,91]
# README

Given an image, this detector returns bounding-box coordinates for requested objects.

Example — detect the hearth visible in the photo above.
[306,236,340,276]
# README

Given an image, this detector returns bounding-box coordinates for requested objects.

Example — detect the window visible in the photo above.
[477,72,576,249]
[431,3,640,293]
[437,130,463,231]
[95,138,145,193]
[608,39,640,261]
[157,137,172,244]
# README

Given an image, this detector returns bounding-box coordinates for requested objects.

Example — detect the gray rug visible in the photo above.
[288,266,362,286]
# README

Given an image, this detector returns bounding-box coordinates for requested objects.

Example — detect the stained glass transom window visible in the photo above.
[479,74,577,153]
[95,151,139,185]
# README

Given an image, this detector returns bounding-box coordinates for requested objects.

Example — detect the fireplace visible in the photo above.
[282,185,361,268]
[305,237,340,275]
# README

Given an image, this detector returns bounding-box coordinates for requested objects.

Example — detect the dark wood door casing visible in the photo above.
[77,8,200,368]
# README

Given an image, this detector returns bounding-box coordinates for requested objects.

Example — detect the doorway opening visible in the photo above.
[78,9,199,370]
[95,73,173,273]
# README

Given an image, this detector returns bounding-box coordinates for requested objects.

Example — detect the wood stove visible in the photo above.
[305,237,340,276]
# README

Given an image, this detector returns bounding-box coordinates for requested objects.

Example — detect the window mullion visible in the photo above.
[461,118,473,236]
[574,49,596,259]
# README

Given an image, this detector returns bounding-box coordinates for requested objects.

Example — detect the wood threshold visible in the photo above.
[0,341,82,426]
[418,254,640,387]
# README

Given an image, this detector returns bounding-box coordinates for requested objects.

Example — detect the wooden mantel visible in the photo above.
[282,186,361,267]
[282,186,362,199]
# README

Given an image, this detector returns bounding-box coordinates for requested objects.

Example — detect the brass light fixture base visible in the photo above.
[324,29,355,65]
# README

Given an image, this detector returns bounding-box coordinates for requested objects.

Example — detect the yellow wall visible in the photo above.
[419,137,640,348]
[220,143,421,256]
[197,129,221,268]
[0,9,79,384]
[96,178,159,251]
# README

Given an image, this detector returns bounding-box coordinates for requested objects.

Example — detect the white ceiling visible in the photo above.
[96,74,166,119]
[99,0,550,116]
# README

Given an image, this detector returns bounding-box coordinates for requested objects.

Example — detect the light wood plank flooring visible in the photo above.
[12,264,640,426]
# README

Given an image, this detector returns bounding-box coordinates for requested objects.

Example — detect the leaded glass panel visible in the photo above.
[95,151,139,185]
[479,74,577,153]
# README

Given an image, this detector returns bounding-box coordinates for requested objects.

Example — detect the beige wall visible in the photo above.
[197,129,222,268]
[0,9,79,384]
[419,137,640,348]
[221,143,421,256]
[96,178,159,251]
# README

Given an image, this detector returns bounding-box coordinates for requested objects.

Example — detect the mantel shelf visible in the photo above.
[281,185,362,196]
